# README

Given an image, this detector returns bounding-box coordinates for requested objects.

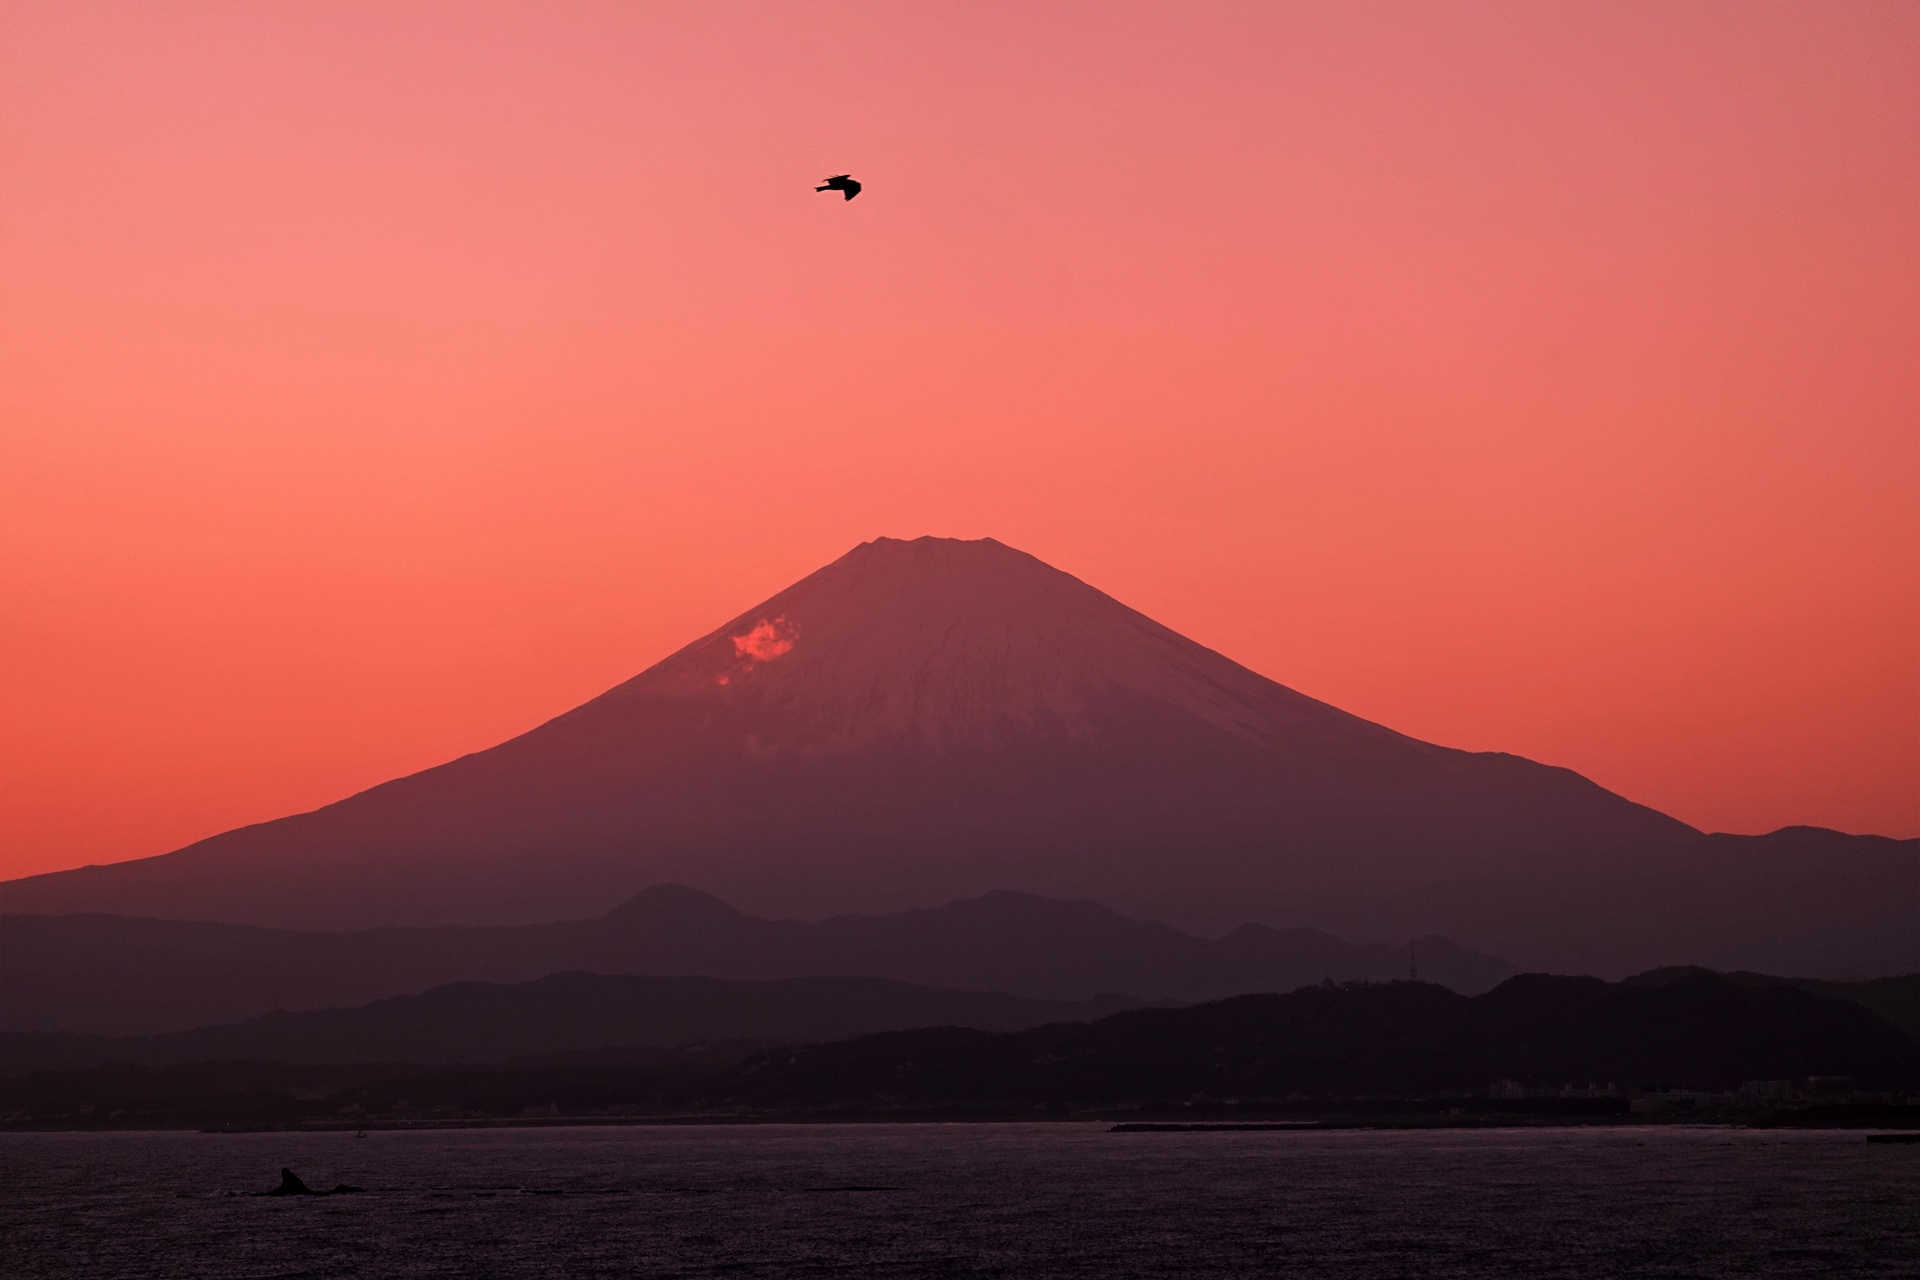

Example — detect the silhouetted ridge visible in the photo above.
[15,971,1910,1129]
[732,973,1920,1103]
[1625,966,1920,1043]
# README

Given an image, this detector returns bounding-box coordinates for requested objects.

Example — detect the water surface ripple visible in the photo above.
[3,1125,1914,1277]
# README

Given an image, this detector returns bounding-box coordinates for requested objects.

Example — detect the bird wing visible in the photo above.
[843,180,862,199]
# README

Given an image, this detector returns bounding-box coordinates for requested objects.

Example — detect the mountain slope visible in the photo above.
[0,537,1693,931]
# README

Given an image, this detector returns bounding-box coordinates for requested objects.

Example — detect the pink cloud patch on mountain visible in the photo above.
[732,618,796,664]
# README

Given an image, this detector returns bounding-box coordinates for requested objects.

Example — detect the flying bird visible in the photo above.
[816,174,861,200]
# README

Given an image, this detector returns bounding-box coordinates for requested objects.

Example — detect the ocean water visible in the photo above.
[2,1124,1915,1278]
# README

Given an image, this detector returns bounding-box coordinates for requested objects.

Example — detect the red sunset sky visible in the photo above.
[2,2,1915,883]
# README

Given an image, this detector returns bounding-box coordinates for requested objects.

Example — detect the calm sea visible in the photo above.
[3,1124,1915,1278]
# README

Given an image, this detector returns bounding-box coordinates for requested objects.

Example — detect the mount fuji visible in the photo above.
[4,537,1911,976]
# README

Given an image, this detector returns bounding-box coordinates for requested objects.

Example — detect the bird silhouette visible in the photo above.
[815,174,861,200]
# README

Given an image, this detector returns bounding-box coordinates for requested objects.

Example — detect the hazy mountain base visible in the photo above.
[1345,827,1918,979]
[0,973,1147,1075]
[0,886,1514,1036]
[6,965,1914,1083]
[5,971,1914,1131]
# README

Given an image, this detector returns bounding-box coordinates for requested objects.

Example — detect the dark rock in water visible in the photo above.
[255,1168,366,1196]
[262,1167,314,1196]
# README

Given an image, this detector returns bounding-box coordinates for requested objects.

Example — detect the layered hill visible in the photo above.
[0,972,1147,1074]
[4,536,1912,975]
[0,886,1514,1036]
[736,971,1920,1105]
[8,973,1916,1131]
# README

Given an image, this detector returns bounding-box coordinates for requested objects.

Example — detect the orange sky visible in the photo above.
[3,2,1915,882]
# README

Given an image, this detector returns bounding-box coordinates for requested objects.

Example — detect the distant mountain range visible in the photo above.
[0,972,1146,1075]
[8,962,1912,1087]
[7,536,1909,978]
[735,970,1920,1105]
[0,885,1514,1036]
[6,971,1914,1130]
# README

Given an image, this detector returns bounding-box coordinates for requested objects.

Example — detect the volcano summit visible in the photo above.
[4,537,1912,976]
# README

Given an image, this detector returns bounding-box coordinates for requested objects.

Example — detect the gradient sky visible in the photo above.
[3,2,1915,882]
